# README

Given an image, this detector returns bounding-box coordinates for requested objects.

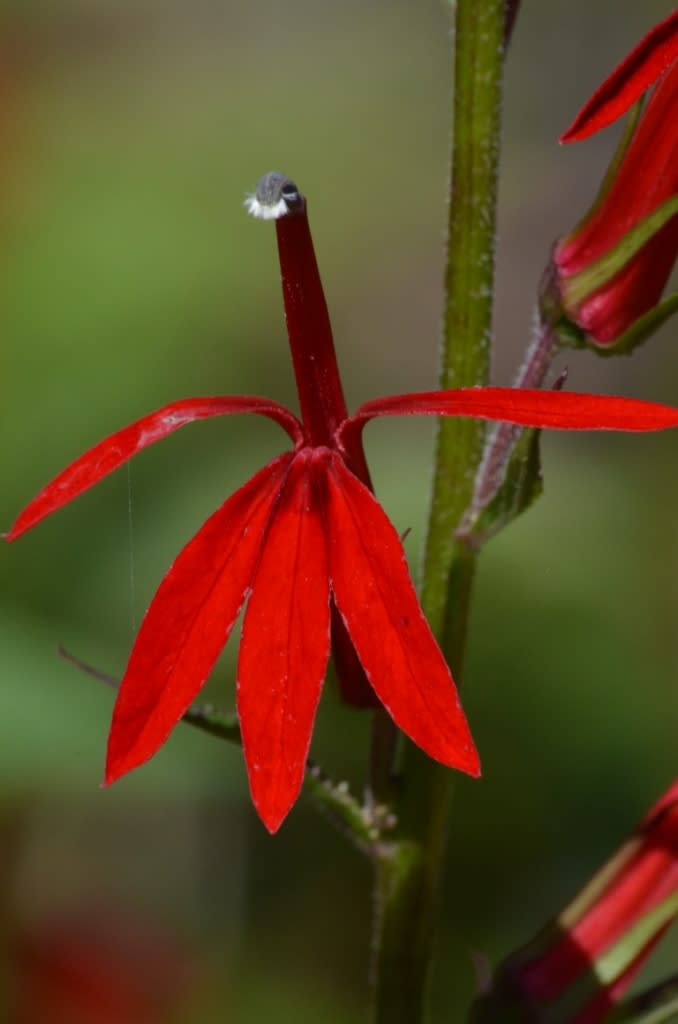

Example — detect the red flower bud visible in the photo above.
[546,11,678,350]
[473,779,678,1023]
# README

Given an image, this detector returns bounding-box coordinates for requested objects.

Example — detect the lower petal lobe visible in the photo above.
[238,449,331,833]
[323,452,480,778]
[105,454,292,785]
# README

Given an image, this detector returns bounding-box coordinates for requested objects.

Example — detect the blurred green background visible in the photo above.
[0,0,676,1020]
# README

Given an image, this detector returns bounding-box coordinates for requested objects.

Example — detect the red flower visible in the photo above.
[11,912,193,1024]
[7,174,678,832]
[549,10,678,347]
[472,779,678,1023]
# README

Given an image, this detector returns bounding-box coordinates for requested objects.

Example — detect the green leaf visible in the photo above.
[460,421,544,547]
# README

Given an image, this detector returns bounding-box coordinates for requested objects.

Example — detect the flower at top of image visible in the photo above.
[7,173,678,832]
[544,9,678,350]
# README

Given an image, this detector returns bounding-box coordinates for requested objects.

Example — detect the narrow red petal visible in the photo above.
[237,449,330,833]
[5,396,302,541]
[342,388,678,446]
[322,451,480,777]
[561,9,678,142]
[105,454,292,785]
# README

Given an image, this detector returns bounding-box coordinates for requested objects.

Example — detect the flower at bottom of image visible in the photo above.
[10,911,194,1024]
[472,778,678,1023]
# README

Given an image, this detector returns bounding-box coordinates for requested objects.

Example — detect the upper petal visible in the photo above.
[321,451,479,777]
[5,396,302,540]
[340,388,678,451]
[237,449,331,833]
[105,453,292,786]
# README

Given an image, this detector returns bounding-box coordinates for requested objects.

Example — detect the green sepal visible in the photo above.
[553,291,678,357]
[563,195,678,309]
[588,291,678,357]
[540,892,678,1022]
[460,420,543,547]
[595,891,678,991]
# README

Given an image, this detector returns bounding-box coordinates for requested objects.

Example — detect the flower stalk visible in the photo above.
[370,0,505,1020]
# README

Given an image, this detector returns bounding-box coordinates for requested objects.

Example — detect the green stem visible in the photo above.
[369,0,505,1020]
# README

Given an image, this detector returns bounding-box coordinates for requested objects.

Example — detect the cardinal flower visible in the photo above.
[7,173,678,832]
[544,9,678,349]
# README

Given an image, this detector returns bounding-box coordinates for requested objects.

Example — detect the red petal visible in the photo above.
[105,454,292,785]
[341,388,678,447]
[322,451,480,777]
[561,9,678,142]
[5,396,302,541]
[237,450,330,832]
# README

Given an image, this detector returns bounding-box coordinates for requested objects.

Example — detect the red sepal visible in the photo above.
[561,9,678,142]
[237,450,331,833]
[5,396,302,540]
[322,451,480,777]
[104,454,292,786]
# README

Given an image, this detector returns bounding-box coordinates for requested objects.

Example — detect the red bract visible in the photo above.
[551,11,678,347]
[7,174,678,832]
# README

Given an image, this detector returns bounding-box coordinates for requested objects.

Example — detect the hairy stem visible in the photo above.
[369,0,506,1020]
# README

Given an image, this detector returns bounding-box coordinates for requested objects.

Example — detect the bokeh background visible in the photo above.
[1,1,676,1020]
